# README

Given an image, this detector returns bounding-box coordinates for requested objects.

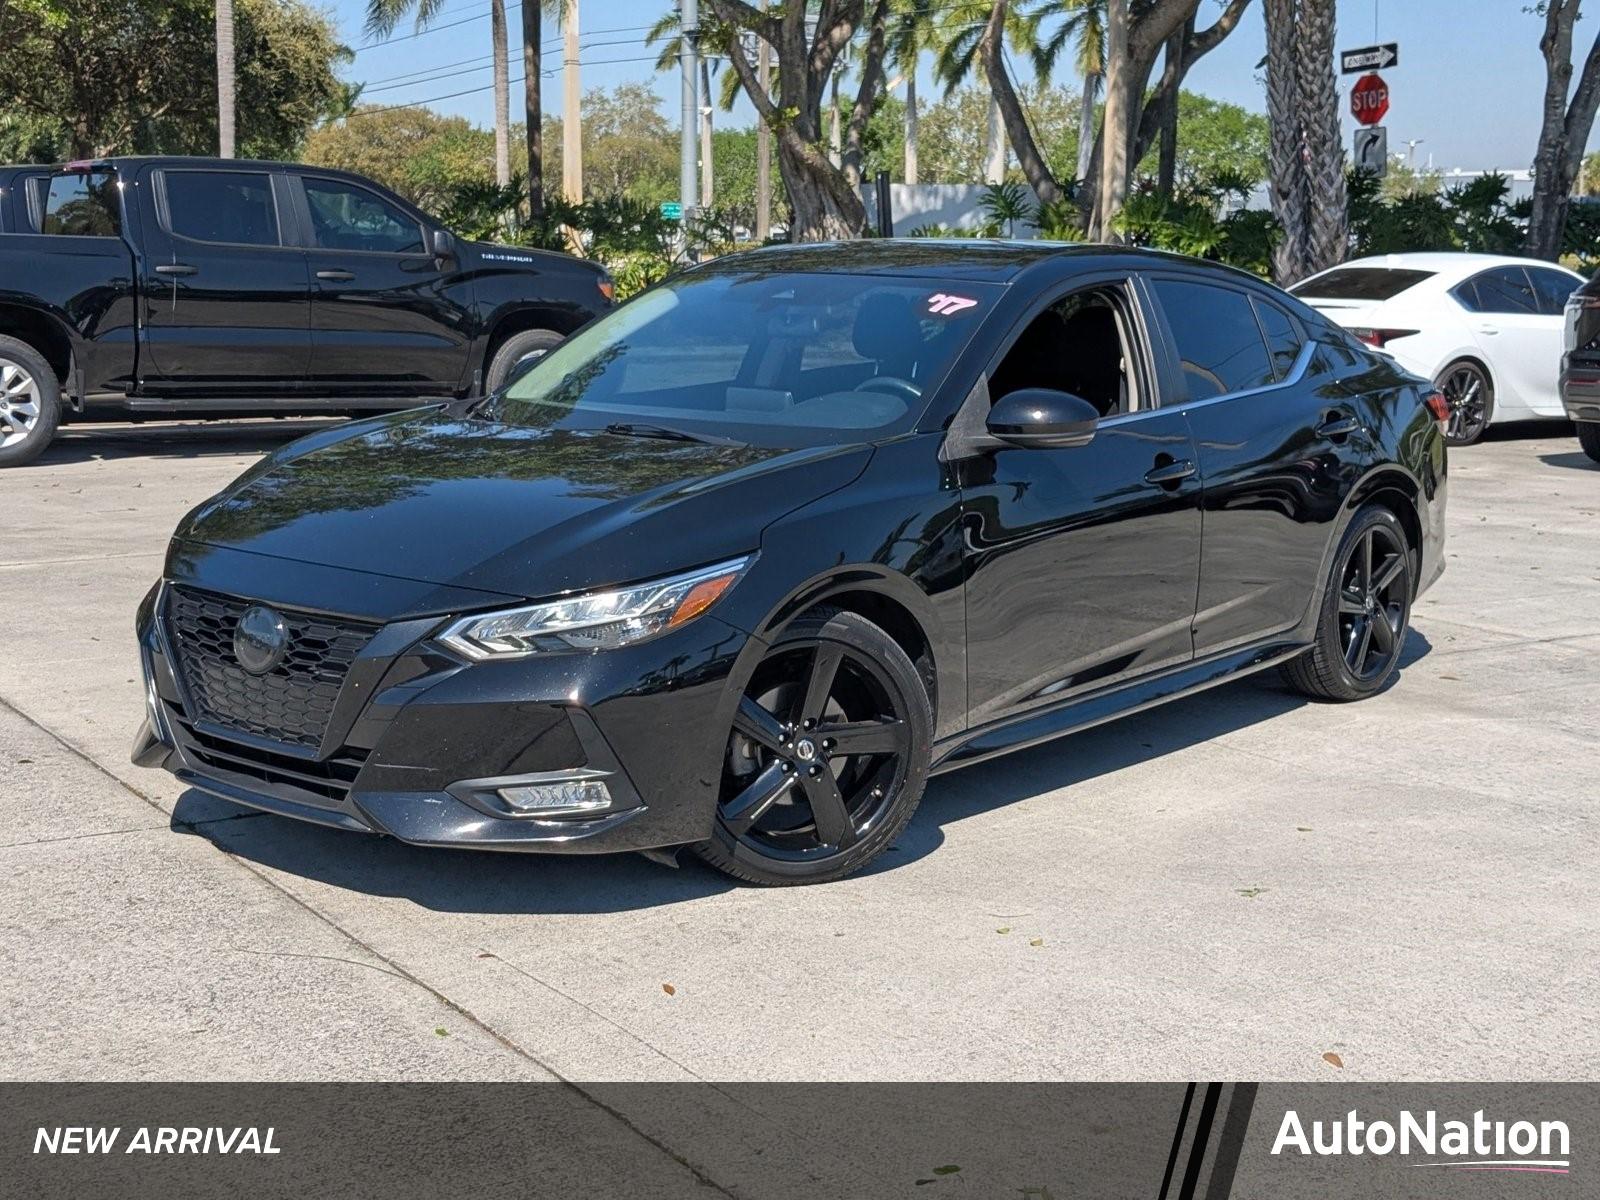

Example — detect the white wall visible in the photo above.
[861,182,1041,238]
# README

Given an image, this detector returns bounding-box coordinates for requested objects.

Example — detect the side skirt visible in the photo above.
[929,640,1309,776]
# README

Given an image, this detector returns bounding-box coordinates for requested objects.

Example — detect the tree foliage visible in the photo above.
[0,0,346,159]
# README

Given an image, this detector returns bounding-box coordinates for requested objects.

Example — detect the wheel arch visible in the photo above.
[752,567,948,736]
[481,305,584,375]
[0,303,74,389]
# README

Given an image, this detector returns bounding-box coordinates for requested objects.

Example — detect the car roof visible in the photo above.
[707,238,1274,284]
[1322,251,1580,280]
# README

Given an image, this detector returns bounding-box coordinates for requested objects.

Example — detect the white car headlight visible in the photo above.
[439,556,753,659]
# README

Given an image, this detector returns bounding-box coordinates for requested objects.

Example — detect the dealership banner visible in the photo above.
[3,1083,1594,1198]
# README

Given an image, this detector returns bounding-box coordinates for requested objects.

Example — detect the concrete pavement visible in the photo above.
[2,418,1597,1084]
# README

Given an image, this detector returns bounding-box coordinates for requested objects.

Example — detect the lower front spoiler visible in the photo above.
[134,716,650,854]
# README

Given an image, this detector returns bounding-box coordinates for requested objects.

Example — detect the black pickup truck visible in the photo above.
[0,156,614,466]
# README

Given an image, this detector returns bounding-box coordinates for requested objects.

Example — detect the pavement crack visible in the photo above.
[0,823,171,850]
[476,950,725,1089]
[227,947,413,983]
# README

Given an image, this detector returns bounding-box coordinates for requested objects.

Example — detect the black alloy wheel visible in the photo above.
[1436,360,1493,446]
[696,609,932,885]
[1283,505,1414,702]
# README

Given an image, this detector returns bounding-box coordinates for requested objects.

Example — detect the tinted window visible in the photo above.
[164,171,279,246]
[1528,267,1579,316]
[41,173,120,236]
[1290,267,1434,301]
[1252,297,1303,380]
[302,178,424,253]
[487,272,998,447]
[1153,279,1275,400]
[1460,267,1537,314]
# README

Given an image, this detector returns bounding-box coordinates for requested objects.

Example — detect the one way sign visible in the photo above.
[1341,42,1399,73]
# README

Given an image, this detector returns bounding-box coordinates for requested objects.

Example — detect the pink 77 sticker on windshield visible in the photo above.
[927,293,979,316]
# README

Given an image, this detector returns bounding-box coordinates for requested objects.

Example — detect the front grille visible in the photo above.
[165,586,377,750]
[174,714,369,805]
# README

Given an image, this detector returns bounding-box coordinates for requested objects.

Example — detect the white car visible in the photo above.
[1291,252,1586,445]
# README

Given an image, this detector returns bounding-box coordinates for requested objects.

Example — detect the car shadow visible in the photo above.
[30,418,347,466]
[171,630,1433,915]
[1478,419,1574,443]
[1537,450,1599,472]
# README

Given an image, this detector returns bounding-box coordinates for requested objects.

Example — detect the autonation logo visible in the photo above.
[1272,1109,1571,1174]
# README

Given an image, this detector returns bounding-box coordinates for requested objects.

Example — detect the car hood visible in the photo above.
[176,408,872,601]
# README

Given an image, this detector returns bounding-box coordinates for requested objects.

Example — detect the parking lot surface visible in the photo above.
[3,419,1598,1083]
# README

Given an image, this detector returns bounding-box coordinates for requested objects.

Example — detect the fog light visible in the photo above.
[498,777,613,815]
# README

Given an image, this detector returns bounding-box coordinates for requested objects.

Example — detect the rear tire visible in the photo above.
[1436,359,1493,446]
[485,329,563,393]
[1282,505,1414,702]
[1578,421,1600,464]
[694,609,933,886]
[0,335,61,468]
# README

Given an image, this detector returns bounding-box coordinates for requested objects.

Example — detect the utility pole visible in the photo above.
[679,0,700,233]
[563,0,582,203]
[755,6,771,240]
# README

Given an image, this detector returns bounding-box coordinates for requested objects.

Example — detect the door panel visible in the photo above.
[1460,266,1563,415]
[137,167,310,393]
[1147,275,1361,655]
[960,411,1203,726]
[294,174,472,396]
[1181,361,1364,653]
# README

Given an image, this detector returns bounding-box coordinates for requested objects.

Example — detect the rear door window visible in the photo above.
[1290,267,1434,301]
[1527,267,1580,316]
[1252,297,1304,380]
[1458,267,1538,314]
[41,172,121,237]
[163,170,280,246]
[1151,278,1276,400]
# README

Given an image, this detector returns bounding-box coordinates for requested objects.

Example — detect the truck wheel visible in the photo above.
[1579,421,1600,465]
[0,336,61,469]
[486,329,563,393]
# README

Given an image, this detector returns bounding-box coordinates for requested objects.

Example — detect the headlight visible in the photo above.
[439,556,753,659]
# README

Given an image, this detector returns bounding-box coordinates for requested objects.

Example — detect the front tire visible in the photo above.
[1436,359,1493,446]
[695,609,933,886]
[1578,421,1600,464]
[1283,505,1415,702]
[485,328,563,393]
[0,336,62,468]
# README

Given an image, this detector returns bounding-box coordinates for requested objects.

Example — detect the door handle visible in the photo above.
[1315,413,1363,440]
[1475,323,1500,335]
[1143,458,1196,486]
[154,263,197,276]
[316,269,355,282]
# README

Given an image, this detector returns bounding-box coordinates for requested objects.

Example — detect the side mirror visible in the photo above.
[431,228,455,259]
[986,388,1100,449]
[501,349,548,389]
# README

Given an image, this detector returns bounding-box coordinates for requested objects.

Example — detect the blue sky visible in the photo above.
[331,0,1594,172]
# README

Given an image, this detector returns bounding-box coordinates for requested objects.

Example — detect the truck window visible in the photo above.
[42,172,121,237]
[302,177,424,254]
[163,171,280,246]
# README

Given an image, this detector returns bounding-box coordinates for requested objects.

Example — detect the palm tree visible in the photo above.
[934,0,1022,182]
[1026,0,1105,185]
[215,0,235,158]
[1263,0,1344,281]
[366,0,511,187]
[887,1,937,184]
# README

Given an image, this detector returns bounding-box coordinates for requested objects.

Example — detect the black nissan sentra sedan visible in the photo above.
[134,242,1447,885]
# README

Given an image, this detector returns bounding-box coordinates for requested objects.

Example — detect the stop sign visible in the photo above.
[1351,72,1389,126]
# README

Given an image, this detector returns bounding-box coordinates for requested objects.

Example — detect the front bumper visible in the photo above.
[133,551,758,854]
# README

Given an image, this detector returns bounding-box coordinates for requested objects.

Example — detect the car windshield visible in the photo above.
[481,270,999,447]
[1291,267,1434,301]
